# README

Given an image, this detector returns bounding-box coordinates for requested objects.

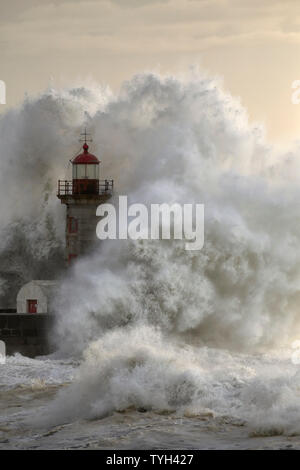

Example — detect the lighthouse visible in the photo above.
[57,131,113,264]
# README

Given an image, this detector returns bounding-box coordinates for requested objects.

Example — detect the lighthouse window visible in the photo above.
[68,217,78,233]
[72,165,78,179]
[74,164,86,179]
[73,164,99,179]
[86,164,98,179]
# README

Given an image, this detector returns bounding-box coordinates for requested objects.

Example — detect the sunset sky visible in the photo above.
[1,0,300,144]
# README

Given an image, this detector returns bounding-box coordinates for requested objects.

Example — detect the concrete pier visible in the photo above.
[0,313,54,357]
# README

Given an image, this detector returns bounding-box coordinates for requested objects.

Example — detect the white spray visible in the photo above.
[1,71,300,434]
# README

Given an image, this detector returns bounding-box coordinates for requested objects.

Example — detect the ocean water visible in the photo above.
[1,350,300,450]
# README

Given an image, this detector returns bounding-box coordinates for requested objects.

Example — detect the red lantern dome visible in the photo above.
[72,143,100,164]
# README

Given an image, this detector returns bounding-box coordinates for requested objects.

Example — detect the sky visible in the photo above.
[0,0,300,144]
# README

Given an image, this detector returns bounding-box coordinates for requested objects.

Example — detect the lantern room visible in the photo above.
[71,142,100,194]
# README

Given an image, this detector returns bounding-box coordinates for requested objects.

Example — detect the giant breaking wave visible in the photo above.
[1,71,300,435]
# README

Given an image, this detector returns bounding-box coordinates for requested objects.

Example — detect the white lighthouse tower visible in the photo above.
[57,131,113,264]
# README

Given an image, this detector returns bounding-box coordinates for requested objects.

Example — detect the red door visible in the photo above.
[27,299,37,314]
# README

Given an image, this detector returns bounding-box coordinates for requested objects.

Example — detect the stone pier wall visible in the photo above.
[0,314,54,357]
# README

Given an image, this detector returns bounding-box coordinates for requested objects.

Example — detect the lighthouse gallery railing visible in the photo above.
[57,179,114,196]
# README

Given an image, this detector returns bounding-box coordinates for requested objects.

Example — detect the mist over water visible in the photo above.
[2,71,300,437]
